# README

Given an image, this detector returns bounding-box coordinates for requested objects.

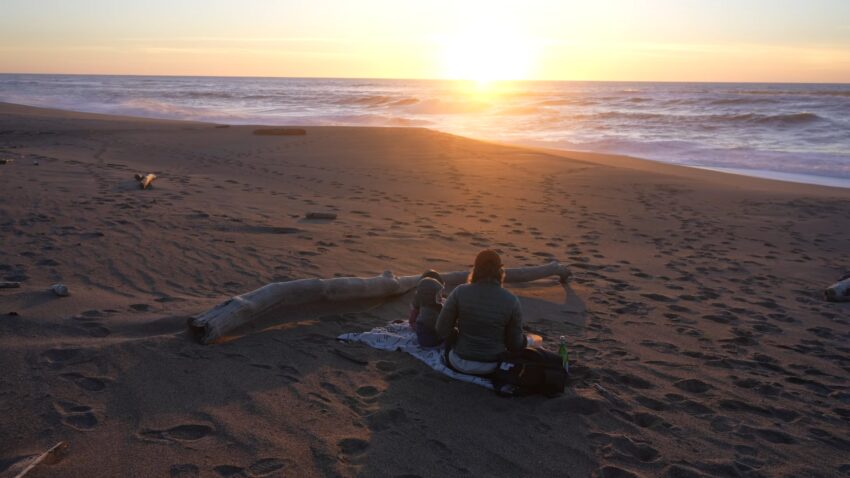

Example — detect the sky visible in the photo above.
[1,0,849,82]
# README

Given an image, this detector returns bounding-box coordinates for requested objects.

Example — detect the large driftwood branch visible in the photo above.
[189,262,571,344]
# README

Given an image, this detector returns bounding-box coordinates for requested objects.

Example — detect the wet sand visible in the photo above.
[1,102,849,477]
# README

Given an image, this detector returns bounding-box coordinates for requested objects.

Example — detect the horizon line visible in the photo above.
[1,71,848,86]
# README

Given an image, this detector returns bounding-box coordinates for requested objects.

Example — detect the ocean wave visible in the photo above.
[574,110,827,127]
[535,98,597,107]
[719,112,825,126]
[583,111,667,121]
[405,98,490,115]
[391,97,419,106]
[161,91,239,100]
[707,97,779,106]
[497,105,544,115]
[533,137,850,180]
[298,113,432,127]
[735,89,850,98]
[335,95,419,107]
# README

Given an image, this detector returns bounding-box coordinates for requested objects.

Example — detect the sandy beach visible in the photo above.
[1,102,849,477]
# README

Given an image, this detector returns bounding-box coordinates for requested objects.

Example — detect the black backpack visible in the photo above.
[490,347,567,397]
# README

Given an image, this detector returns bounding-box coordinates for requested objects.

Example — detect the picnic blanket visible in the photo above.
[337,322,493,390]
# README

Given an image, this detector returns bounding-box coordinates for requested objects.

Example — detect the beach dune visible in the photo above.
[1,102,849,477]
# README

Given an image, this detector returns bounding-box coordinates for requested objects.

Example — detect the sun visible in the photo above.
[440,25,537,84]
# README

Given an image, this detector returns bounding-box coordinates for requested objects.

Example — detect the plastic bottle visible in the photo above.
[558,335,569,373]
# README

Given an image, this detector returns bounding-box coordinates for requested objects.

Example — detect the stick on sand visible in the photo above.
[13,441,69,478]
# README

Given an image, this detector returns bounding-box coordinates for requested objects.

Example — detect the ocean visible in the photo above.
[1,74,848,186]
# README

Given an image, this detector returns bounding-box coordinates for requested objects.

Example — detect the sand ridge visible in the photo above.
[1,103,849,477]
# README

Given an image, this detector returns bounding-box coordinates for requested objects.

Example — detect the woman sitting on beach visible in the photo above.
[435,249,528,375]
[408,270,446,347]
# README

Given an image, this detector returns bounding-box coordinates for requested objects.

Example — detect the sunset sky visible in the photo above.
[1,0,849,82]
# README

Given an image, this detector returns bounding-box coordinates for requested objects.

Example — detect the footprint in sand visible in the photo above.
[211,458,292,478]
[673,378,712,394]
[213,465,246,477]
[78,322,112,337]
[631,411,666,428]
[375,360,396,373]
[594,464,641,478]
[355,385,379,398]
[54,400,98,431]
[170,464,200,478]
[59,372,107,391]
[366,407,408,431]
[138,424,214,443]
[40,348,89,370]
[338,438,369,456]
[248,458,293,476]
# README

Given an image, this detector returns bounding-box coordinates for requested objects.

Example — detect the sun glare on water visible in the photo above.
[441,24,537,87]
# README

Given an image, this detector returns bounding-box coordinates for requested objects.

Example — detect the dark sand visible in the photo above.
[1,102,849,477]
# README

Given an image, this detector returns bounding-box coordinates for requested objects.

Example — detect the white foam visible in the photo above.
[695,167,850,189]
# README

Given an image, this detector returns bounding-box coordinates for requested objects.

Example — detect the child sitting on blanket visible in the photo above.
[409,270,445,347]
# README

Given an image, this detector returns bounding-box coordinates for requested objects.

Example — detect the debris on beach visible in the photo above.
[333,348,369,365]
[9,441,69,477]
[253,128,306,136]
[134,173,157,189]
[0,281,21,289]
[824,274,850,302]
[305,212,338,220]
[0,158,13,165]
[51,283,69,297]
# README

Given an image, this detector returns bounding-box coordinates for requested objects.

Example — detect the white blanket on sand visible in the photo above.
[337,322,493,390]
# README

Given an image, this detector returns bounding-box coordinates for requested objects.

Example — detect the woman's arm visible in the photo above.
[505,297,527,351]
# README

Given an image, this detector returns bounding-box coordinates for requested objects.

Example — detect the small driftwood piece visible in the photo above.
[134,173,157,190]
[0,158,13,165]
[0,281,21,289]
[189,261,571,344]
[825,276,850,302]
[305,212,338,220]
[12,441,69,478]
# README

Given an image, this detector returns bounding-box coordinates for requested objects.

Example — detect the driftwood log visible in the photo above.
[825,276,850,302]
[253,128,306,136]
[189,261,571,344]
[305,212,338,220]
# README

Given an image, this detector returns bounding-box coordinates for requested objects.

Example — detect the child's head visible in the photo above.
[416,277,444,308]
[420,269,445,286]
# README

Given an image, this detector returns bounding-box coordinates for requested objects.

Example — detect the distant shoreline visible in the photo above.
[3,99,849,191]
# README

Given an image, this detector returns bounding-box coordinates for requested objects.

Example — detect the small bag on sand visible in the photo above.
[491,347,567,397]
